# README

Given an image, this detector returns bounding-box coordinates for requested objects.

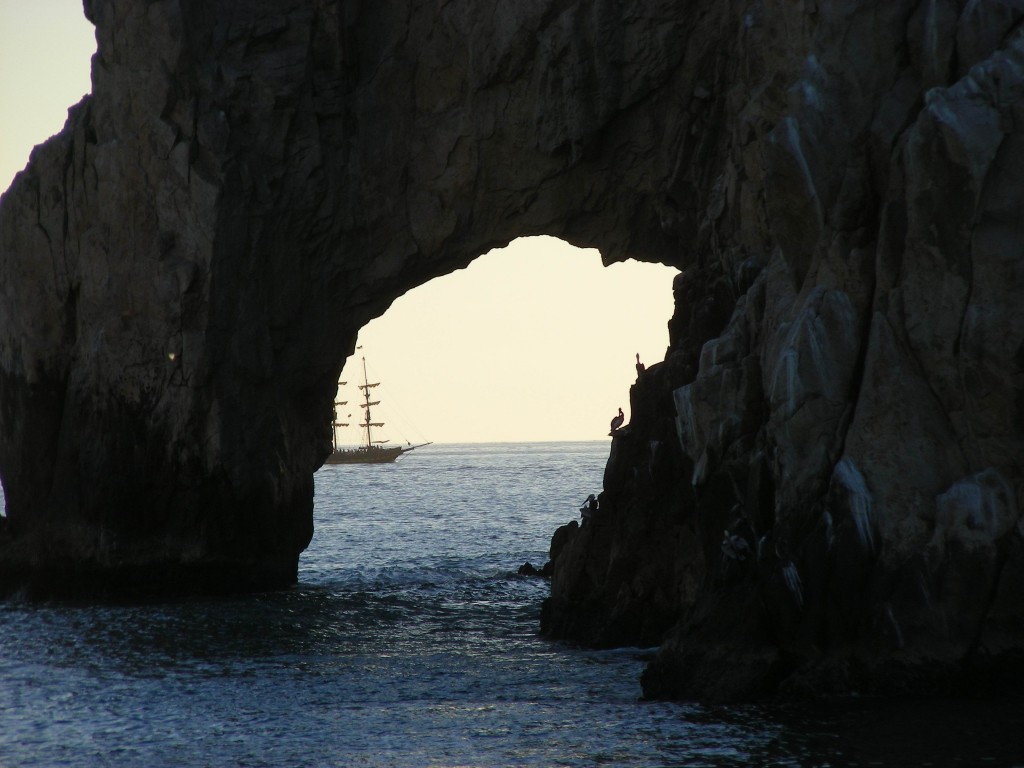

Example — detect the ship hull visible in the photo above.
[324,446,405,464]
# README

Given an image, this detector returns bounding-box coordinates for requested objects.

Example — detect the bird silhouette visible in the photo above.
[609,407,625,434]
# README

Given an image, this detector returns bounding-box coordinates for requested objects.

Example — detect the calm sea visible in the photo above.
[1,442,1022,766]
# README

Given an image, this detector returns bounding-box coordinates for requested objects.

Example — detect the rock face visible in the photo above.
[543,1,1024,700]
[0,0,1021,698]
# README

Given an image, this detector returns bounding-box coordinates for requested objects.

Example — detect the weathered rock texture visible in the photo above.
[0,0,1021,698]
[543,0,1024,700]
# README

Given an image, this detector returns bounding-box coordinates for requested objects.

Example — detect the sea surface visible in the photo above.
[1,442,1022,767]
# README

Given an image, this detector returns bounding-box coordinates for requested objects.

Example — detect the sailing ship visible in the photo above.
[324,354,431,464]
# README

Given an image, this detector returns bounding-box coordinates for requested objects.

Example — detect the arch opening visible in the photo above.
[330,236,678,447]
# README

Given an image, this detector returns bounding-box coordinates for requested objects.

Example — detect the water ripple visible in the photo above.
[2,443,1022,767]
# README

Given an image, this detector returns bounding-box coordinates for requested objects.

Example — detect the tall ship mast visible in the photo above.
[357,355,386,451]
[324,353,431,465]
[331,383,348,454]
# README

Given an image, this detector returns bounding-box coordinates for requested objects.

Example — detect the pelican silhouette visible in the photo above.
[609,407,625,433]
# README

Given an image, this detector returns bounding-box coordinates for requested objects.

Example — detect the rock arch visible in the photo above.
[0,0,710,594]
[3,0,1024,701]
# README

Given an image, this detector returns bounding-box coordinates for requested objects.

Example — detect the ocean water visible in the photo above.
[1,442,1022,767]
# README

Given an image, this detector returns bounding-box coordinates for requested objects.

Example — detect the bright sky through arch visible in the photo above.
[1,2,681,445]
[340,237,677,444]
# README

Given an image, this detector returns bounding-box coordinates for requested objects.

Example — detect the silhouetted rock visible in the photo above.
[543,2,1024,701]
[0,0,1022,700]
[517,562,542,578]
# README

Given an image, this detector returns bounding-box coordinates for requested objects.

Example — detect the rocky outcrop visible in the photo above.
[544,1,1024,700]
[0,0,1021,700]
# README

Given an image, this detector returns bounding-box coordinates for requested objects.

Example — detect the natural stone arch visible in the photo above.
[5,0,1024,703]
[0,0,725,594]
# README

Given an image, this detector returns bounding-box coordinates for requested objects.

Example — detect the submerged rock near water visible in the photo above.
[0,0,1022,697]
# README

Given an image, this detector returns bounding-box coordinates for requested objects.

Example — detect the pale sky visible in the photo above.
[0,2,95,193]
[341,238,676,443]
[2,1,680,445]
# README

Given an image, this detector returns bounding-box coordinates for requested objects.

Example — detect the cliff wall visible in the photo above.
[0,0,1022,698]
[544,1,1024,699]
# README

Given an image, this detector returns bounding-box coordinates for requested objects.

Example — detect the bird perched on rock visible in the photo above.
[580,494,599,521]
[609,407,625,434]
